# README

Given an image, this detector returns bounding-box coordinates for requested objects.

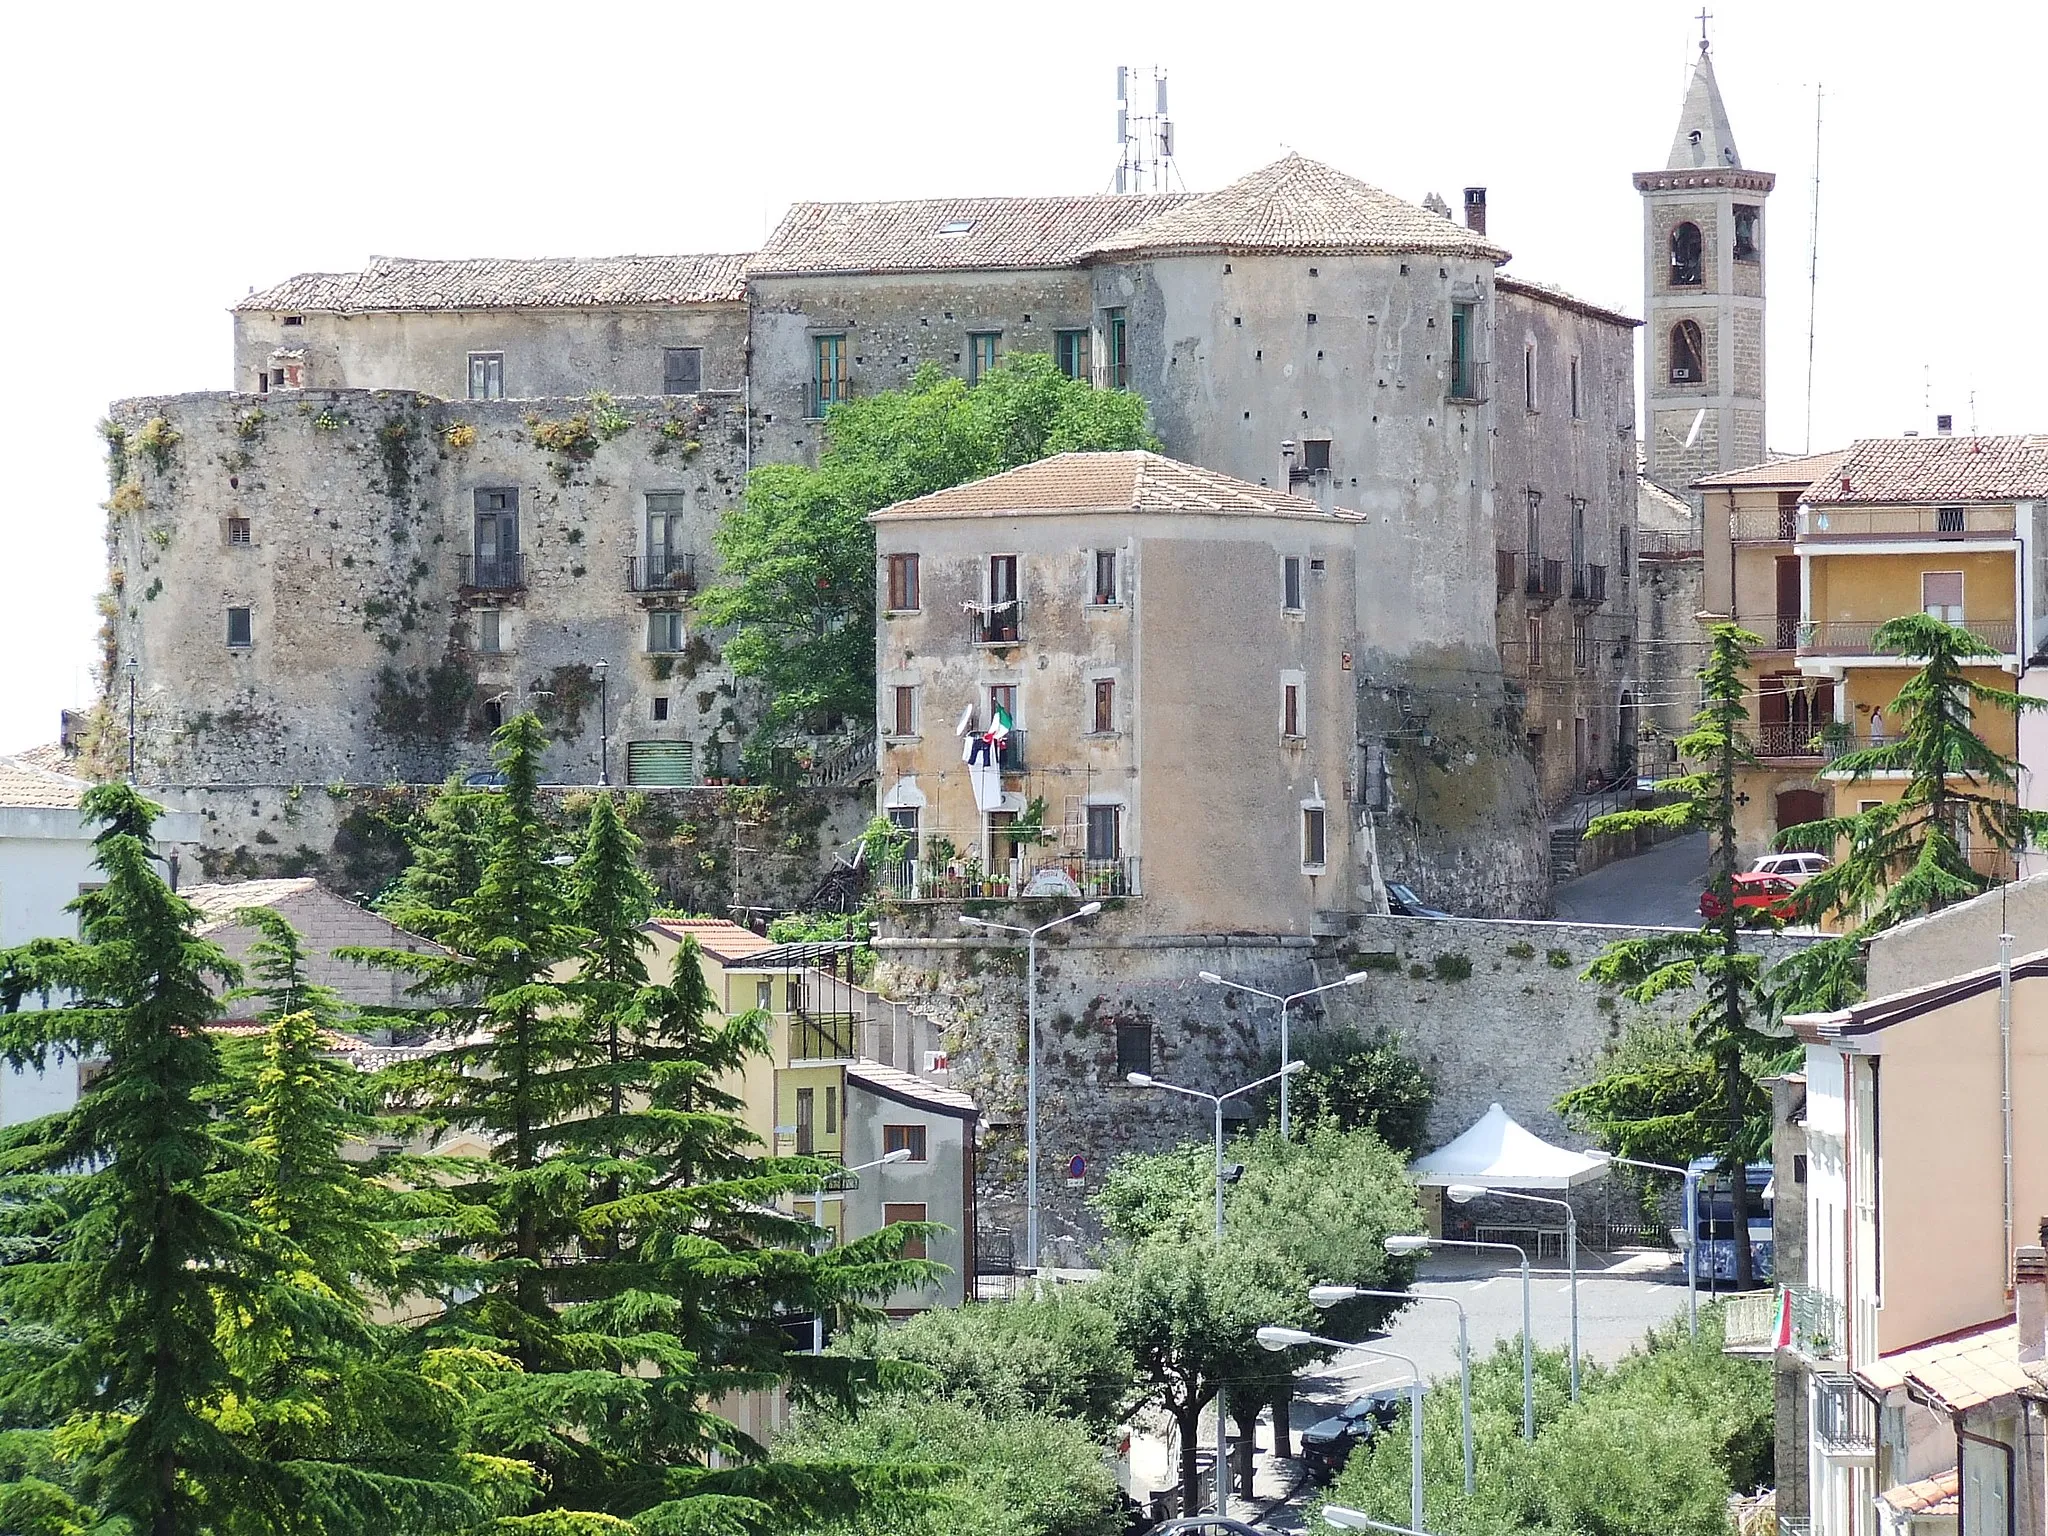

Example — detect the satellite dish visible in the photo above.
[1683,409,1706,449]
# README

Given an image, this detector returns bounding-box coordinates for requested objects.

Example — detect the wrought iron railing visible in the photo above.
[1800,505,2016,541]
[1733,508,1802,543]
[1752,723,1835,760]
[1638,529,1699,558]
[1800,618,2016,655]
[876,839,1141,902]
[626,554,698,592]
[1813,1374,1876,1454]
[1447,354,1484,402]
[791,1010,859,1062]
[459,554,526,591]
[969,604,1022,646]
[1571,564,1607,603]
[1526,558,1563,600]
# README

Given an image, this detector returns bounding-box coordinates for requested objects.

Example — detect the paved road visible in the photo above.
[1552,831,1708,928]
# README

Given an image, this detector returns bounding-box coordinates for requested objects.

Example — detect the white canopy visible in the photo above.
[1408,1102,1610,1191]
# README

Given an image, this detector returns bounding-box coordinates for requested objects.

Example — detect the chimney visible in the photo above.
[1279,440,1298,488]
[1937,414,1954,435]
[2018,1244,2047,1365]
[1463,187,1488,236]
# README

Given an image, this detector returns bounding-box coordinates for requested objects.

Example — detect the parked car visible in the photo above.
[1385,881,1451,919]
[1747,851,1829,886]
[1299,1390,1404,1483]
[1149,1522,1264,1536]
[1699,872,1800,923]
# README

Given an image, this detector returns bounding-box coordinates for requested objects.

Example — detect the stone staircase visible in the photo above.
[1550,825,1586,883]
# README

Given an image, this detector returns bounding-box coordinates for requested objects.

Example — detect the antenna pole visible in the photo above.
[1803,83,1823,454]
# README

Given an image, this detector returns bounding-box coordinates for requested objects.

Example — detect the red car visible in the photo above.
[1699,872,1800,922]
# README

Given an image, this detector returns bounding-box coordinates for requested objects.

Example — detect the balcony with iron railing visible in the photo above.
[1750,722,1842,761]
[805,378,853,418]
[876,834,1141,903]
[1639,529,1701,559]
[626,554,698,593]
[459,554,526,592]
[1727,612,1802,651]
[790,1009,860,1063]
[1799,504,2017,542]
[1571,564,1607,604]
[1525,557,1564,602]
[969,603,1023,647]
[1734,507,1803,543]
[1799,617,2017,656]
[1447,355,1486,403]
[1813,1374,1876,1457]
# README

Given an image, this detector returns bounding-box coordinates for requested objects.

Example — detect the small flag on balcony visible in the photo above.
[1772,1287,1793,1349]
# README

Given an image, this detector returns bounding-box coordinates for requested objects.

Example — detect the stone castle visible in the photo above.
[99,43,1765,921]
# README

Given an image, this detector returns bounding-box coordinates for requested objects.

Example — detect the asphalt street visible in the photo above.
[1550,831,1708,928]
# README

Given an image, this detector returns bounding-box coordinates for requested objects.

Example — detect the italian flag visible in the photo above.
[986,703,1013,743]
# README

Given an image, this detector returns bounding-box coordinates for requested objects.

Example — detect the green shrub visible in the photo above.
[1432,952,1473,982]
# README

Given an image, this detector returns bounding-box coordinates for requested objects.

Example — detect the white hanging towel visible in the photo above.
[970,762,1005,812]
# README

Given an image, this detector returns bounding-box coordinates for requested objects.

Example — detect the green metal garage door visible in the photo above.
[625,740,694,786]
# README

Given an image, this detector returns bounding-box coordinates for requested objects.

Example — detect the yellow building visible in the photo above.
[1698,434,2048,867]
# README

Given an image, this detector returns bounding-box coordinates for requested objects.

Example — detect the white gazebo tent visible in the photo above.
[1408,1102,1609,1190]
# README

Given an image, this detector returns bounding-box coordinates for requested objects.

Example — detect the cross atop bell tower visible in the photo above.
[1636,37,1775,498]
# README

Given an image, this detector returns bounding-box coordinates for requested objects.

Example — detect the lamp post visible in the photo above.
[1447,1183,1580,1401]
[1583,1148,1698,1339]
[958,903,1102,1281]
[1258,1327,1425,1536]
[1386,1233,1534,1441]
[808,1147,912,1352]
[1311,1284,1473,1495]
[125,657,139,784]
[1197,969,1371,1138]
[595,658,609,786]
[1131,1060,1306,1519]
[1323,1509,1441,1536]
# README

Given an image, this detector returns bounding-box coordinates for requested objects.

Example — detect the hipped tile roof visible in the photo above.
[236,253,750,313]
[646,917,776,965]
[1859,1318,2041,1413]
[1082,155,1509,263]
[1805,435,2048,506]
[870,450,1361,523]
[1691,448,1852,491]
[847,1060,978,1117]
[750,194,1198,277]
[0,755,90,810]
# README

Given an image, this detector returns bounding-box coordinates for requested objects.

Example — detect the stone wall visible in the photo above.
[1637,549,1706,745]
[874,905,1815,1262]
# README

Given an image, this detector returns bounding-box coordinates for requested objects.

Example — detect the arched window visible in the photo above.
[1669,221,1703,286]
[1669,321,1705,386]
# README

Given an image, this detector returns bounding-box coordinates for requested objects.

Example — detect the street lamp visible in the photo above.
[1310,1284,1473,1495]
[595,658,609,786]
[1386,1233,1534,1440]
[958,903,1102,1280]
[1197,969,1371,1138]
[1446,1183,1580,1401]
[1259,1327,1425,1536]
[807,1147,912,1352]
[1131,1060,1305,1520]
[1583,1148,1698,1339]
[1324,1509,1441,1536]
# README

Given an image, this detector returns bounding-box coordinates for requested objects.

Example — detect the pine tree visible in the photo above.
[0,784,268,1536]
[1778,613,2048,931]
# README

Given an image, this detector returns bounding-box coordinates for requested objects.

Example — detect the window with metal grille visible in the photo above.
[226,607,252,647]
[1936,507,1967,534]
[227,517,251,545]
[662,347,702,395]
[1086,804,1121,860]
[468,352,505,400]
[886,552,920,611]
[1115,1020,1151,1078]
[883,1124,928,1161]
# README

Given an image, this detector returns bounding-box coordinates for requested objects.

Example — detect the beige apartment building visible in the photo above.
[869,450,1361,937]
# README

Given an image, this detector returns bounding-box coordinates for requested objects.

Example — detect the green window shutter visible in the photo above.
[626,740,694,786]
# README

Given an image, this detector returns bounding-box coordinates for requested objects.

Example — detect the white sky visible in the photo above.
[5,0,2042,754]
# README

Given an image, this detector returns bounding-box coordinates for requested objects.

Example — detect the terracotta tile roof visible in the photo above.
[1805,435,2048,506]
[1692,448,1852,491]
[1638,476,1694,536]
[1858,1318,2040,1412]
[871,450,1362,523]
[749,194,1198,277]
[1083,155,1509,263]
[235,253,750,313]
[1880,1470,1959,1517]
[11,742,76,774]
[646,918,776,964]
[0,755,91,810]
[205,1018,364,1050]
[1495,274,1639,329]
[184,878,321,928]
[847,1059,979,1118]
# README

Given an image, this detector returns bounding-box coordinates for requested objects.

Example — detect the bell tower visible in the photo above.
[1636,35,1774,497]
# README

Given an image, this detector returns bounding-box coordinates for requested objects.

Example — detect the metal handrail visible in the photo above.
[626,554,698,592]
[459,554,526,591]
[1800,505,2016,540]
[1800,618,2016,654]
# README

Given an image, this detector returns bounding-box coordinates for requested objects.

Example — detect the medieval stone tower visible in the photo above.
[1636,40,1775,497]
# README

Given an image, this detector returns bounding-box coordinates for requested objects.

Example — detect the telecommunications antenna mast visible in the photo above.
[1112,66,1183,195]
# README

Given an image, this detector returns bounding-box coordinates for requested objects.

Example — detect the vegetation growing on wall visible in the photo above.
[235,406,267,440]
[444,421,477,450]
[97,419,129,489]
[134,415,180,473]
[371,659,475,751]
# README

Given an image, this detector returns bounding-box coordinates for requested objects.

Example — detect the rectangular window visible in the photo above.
[1302,805,1328,868]
[473,488,519,588]
[883,1124,928,1162]
[794,1087,814,1156]
[1524,344,1537,410]
[1085,804,1121,861]
[967,331,1000,384]
[468,352,505,401]
[1573,615,1590,672]
[1055,328,1090,380]
[1922,571,1964,622]
[1733,204,1759,261]
[1283,556,1303,611]
[984,555,1019,642]
[883,1202,928,1261]
[1283,682,1302,738]
[652,696,669,721]
[892,685,915,738]
[886,552,920,611]
[1115,1020,1151,1079]
[1092,677,1115,735]
[1093,549,1118,605]
[226,606,252,648]
[1449,303,1477,398]
[1301,438,1332,473]
[1104,308,1129,389]
[645,491,689,584]
[812,334,847,414]
[824,1085,837,1135]
[662,346,703,395]
[227,517,251,545]
[647,610,685,653]
[476,607,502,654]
[756,979,773,1010]
[1527,614,1544,674]
[1570,356,1582,418]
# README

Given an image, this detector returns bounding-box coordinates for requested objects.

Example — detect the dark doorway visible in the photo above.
[1775,557,1800,650]
[1775,789,1827,835]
